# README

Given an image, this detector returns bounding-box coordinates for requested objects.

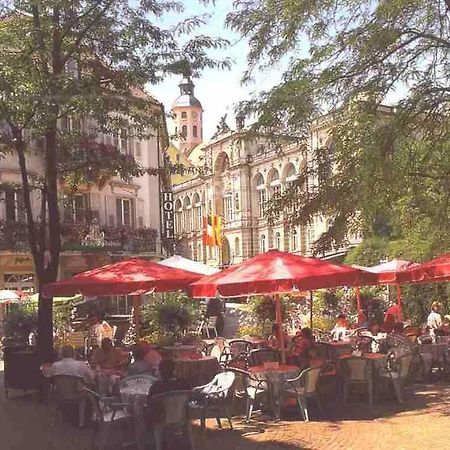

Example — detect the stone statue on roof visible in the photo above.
[213,114,231,138]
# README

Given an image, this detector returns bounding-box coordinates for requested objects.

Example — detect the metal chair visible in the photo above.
[379,352,414,403]
[282,366,322,421]
[226,339,252,369]
[198,316,218,338]
[339,357,374,405]
[248,348,279,367]
[148,390,195,450]
[190,371,236,429]
[50,375,87,427]
[119,374,157,390]
[228,368,270,422]
[83,387,132,450]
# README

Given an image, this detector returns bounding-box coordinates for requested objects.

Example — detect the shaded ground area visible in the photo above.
[1,361,449,450]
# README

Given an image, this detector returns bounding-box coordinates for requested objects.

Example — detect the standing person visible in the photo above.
[330,314,349,341]
[100,316,114,342]
[205,297,224,335]
[427,301,443,342]
[89,315,103,349]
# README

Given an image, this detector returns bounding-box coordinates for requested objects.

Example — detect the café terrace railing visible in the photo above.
[0,220,158,254]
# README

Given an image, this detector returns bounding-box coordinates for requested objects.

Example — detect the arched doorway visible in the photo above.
[221,236,231,268]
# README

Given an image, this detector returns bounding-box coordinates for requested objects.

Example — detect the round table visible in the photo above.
[248,364,300,419]
[174,356,220,387]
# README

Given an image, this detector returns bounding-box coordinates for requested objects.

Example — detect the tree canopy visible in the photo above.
[227,0,450,260]
[0,0,229,359]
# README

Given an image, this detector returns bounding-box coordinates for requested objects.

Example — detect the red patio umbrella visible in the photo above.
[190,250,376,362]
[43,258,203,297]
[190,249,375,298]
[396,253,450,285]
[355,259,418,321]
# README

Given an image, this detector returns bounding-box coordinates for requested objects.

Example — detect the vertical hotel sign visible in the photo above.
[162,192,175,239]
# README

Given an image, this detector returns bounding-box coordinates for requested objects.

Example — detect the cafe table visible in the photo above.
[163,344,198,358]
[248,364,300,420]
[174,355,220,388]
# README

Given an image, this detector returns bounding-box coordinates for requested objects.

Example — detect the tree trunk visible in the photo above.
[37,275,54,363]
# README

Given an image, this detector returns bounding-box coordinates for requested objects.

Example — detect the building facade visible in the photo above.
[169,86,360,268]
[0,102,165,292]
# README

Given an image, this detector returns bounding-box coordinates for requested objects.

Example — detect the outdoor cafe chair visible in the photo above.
[312,328,330,342]
[248,348,279,367]
[119,374,157,391]
[227,367,270,422]
[198,316,218,338]
[339,356,374,405]
[281,366,323,421]
[226,339,253,369]
[50,374,87,427]
[379,352,414,403]
[148,390,195,450]
[355,335,377,353]
[189,371,236,430]
[82,387,132,450]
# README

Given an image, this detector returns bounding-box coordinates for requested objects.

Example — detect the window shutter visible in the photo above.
[136,198,144,228]
[116,198,122,226]
[106,196,116,226]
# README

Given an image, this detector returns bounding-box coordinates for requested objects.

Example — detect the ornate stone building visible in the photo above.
[0,93,165,292]
[169,82,356,268]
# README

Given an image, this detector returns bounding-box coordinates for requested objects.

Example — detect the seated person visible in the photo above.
[90,338,124,372]
[267,323,290,349]
[145,359,189,423]
[330,314,349,340]
[292,328,314,358]
[128,345,158,376]
[51,345,94,383]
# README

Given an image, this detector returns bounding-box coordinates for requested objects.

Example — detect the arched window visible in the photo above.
[253,173,266,219]
[275,232,281,250]
[181,125,187,138]
[268,168,281,197]
[291,228,298,251]
[193,125,198,138]
[234,237,240,256]
[193,193,202,230]
[183,197,191,231]
[175,199,182,233]
[260,234,266,253]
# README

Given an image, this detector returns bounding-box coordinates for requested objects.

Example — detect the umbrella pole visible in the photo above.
[356,286,363,325]
[396,285,403,321]
[132,295,141,339]
[275,294,286,364]
[309,291,313,330]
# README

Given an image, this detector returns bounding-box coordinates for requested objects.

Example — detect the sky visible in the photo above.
[146,1,284,139]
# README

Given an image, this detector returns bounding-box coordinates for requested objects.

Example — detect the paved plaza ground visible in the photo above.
[1,361,449,450]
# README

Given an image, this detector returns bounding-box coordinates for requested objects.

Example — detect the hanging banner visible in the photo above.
[161,191,175,239]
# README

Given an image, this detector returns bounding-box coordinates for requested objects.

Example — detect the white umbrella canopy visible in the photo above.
[159,255,220,276]
[0,289,21,304]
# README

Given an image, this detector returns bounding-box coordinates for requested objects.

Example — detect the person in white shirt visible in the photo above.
[427,301,443,342]
[51,345,94,383]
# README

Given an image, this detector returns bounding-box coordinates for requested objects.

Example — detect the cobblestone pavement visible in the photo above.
[1,361,449,450]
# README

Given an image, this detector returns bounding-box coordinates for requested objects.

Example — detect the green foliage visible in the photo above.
[4,303,38,341]
[345,238,389,267]
[237,324,265,338]
[228,0,450,258]
[140,292,201,344]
